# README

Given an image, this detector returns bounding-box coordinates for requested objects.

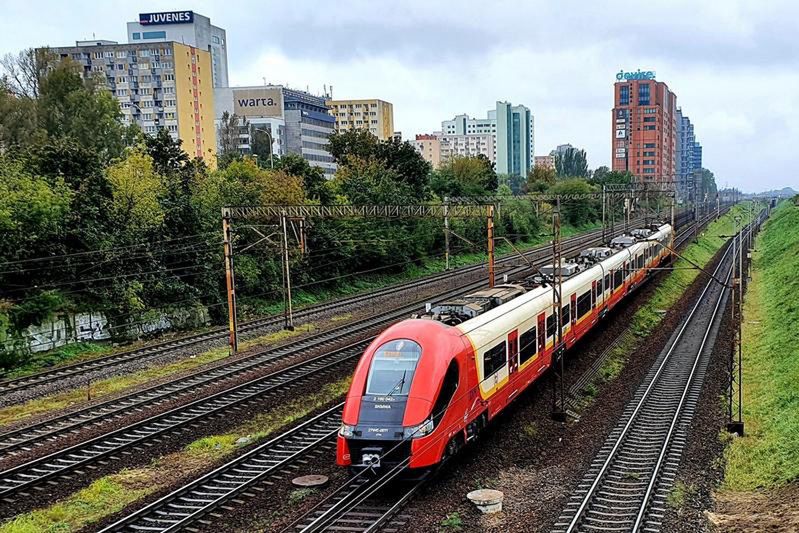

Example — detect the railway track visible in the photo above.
[0,223,620,501]
[552,212,763,533]
[99,404,344,533]
[0,216,667,399]
[284,463,425,533]
[91,212,727,532]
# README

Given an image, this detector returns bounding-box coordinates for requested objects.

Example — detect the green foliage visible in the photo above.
[105,147,166,233]
[328,129,431,200]
[440,512,464,531]
[723,202,799,491]
[555,147,589,178]
[527,165,556,192]
[431,154,498,197]
[276,152,330,203]
[549,178,600,226]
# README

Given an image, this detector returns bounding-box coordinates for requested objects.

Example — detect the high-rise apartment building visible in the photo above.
[127,10,229,87]
[440,134,495,163]
[675,108,703,201]
[47,40,216,164]
[495,101,534,177]
[440,102,534,175]
[612,75,677,182]
[326,99,394,140]
[214,86,286,160]
[414,134,442,168]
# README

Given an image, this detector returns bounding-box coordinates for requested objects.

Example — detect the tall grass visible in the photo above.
[723,201,799,491]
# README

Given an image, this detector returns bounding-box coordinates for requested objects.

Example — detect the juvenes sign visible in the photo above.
[139,11,194,25]
[233,88,284,118]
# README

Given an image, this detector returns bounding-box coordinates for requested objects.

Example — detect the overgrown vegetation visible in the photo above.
[0,376,351,532]
[722,201,799,491]
[440,512,464,531]
[667,480,696,509]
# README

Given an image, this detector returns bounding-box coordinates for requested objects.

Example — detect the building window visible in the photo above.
[142,31,167,40]
[643,160,655,165]
[642,168,655,174]
[116,51,126,58]
[211,35,221,44]
[644,143,656,148]
[638,83,651,105]
[116,89,128,96]
[643,116,656,123]
[620,85,630,106]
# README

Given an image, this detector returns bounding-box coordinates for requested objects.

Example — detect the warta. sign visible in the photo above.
[616,69,656,81]
[139,11,194,25]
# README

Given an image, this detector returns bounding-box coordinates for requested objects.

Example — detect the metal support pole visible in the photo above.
[487,204,495,288]
[444,197,451,271]
[222,214,239,354]
[601,185,607,242]
[298,218,306,255]
[551,198,566,422]
[281,214,295,331]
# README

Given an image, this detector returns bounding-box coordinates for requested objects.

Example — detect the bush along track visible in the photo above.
[708,200,799,532]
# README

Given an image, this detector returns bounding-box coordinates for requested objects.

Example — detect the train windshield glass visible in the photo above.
[365,339,422,396]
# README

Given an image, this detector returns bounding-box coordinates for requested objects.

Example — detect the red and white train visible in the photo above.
[337,223,674,470]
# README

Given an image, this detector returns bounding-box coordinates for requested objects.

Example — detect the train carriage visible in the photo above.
[337,224,673,470]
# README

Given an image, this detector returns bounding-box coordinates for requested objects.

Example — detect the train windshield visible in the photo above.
[365,339,422,396]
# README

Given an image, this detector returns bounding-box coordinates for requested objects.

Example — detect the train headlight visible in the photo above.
[339,424,355,438]
[403,418,434,439]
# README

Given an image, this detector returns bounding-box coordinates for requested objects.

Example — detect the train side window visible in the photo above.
[519,327,537,364]
[638,254,644,268]
[595,279,603,300]
[483,342,506,378]
[431,360,459,425]
[561,304,571,325]
[624,261,630,279]
[546,312,558,338]
[614,269,624,289]
[577,291,592,317]
[604,274,610,291]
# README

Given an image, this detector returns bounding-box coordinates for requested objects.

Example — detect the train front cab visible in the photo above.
[337,320,472,471]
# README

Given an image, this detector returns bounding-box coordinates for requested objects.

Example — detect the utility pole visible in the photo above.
[601,185,607,242]
[727,215,744,435]
[222,213,239,354]
[280,214,295,330]
[551,197,566,422]
[487,204,495,288]
[444,197,451,271]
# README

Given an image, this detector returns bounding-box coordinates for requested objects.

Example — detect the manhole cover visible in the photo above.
[292,474,329,488]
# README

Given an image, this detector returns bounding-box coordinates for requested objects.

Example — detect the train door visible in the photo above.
[537,312,546,361]
[570,293,577,327]
[508,330,519,375]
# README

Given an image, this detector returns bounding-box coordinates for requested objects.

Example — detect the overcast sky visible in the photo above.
[2,0,796,192]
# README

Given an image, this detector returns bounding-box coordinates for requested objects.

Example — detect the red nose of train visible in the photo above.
[336,319,469,469]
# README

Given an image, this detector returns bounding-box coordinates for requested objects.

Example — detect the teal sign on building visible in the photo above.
[616,69,656,81]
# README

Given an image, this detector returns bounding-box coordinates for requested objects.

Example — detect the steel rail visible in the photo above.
[555,214,760,533]
[99,403,344,533]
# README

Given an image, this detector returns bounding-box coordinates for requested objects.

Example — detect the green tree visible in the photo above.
[527,165,556,192]
[549,178,599,226]
[554,147,589,178]
[37,59,132,161]
[430,155,498,198]
[276,153,330,204]
[105,147,166,233]
[328,129,431,200]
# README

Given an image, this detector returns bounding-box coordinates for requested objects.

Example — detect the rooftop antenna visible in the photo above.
[330,85,333,99]
[263,77,267,86]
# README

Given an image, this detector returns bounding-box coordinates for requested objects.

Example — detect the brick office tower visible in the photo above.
[612,78,677,182]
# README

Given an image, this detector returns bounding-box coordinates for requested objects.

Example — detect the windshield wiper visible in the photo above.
[386,370,407,397]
